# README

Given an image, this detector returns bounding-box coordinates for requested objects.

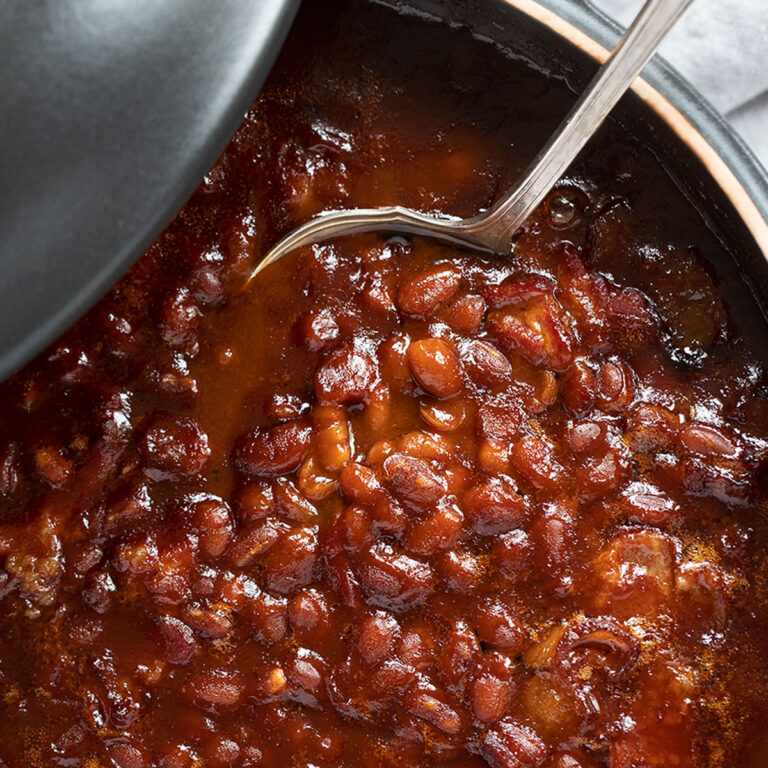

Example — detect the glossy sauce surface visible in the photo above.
[1,2,768,767]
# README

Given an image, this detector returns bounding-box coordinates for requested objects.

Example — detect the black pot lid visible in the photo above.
[0,0,301,381]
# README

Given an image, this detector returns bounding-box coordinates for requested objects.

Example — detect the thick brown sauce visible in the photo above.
[0,1,768,766]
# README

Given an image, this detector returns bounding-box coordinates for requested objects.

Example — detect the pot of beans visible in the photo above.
[1,0,767,766]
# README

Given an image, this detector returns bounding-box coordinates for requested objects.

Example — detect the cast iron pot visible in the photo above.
[1,0,766,759]
[2,0,767,399]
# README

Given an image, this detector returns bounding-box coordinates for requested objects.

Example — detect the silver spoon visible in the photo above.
[250,0,694,279]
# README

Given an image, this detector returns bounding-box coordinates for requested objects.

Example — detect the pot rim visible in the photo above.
[508,0,768,257]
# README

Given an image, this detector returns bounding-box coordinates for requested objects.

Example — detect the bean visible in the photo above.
[462,339,512,390]
[438,620,480,694]
[80,570,115,614]
[245,593,288,644]
[201,737,241,768]
[480,719,547,768]
[234,483,273,522]
[679,423,737,458]
[443,461,471,497]
[509,436,564,494]
[142,414,211,481]
[90,653,145,729]
[185,668,245,709]
[234,420,310,478]
[325,546,362,609]
[356,611,400,665]
[532,370,558,411]
[108,739,150,768]
[566,421,603,453]
[157,744,200,768]
[398,430,454,462]
[294,309,339,352]
[551,754,593,768]
[377,334,412,390]
[484,274,554,309]
[356,545,434,611]
[226,521,280,567]
[406,338,463,399]
[363,385,392,434]
[362,272,396,315]
[98,306,135,357]
[487,298,573,372]
[397,623,436,671]
[191,496,233,559]
[0,444,19,496]
[189,264,224,307]
[575,447,630,502]
[340,463,381,505]
[621,485,679,527]
[103,483,152,534]
[473,601,526,653]
[264,393,308,421]
[297,456,337,500]
[262,527,318,594]
[624,403,679,452]
[159,289,201,353]
[439,549,483,593]
[114,534,159,576]
[470,672,513,724]
[406,504,463,556]
[560,360,596,417]
[596,359,635,414]
[288,588,331,633]
[419,398,467,432]
[523,624,567,670]
[478,440,510,474]
[343,505,375,553]
[367,439,396,466]
[531,505,575,595]
[156,615,198,665]
[397,264,461,318]
[315,344,378,405]
[182,604,233,640]
[286,648,326,704]
[313,405,351,471]
[369,659,417,701]
[681,455,751,506]
[405,684,462,734]
[445,294,486,334]
[463,478,528,535]
[34,445,72,488]
[380,453,446,512]
[52,724,85,758]
[273,477,318,523]
[370,494,408,537]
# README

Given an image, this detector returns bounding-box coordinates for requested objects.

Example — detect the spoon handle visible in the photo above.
[466,0,696,250]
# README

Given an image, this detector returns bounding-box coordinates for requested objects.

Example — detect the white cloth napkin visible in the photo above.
[591,0,768,170]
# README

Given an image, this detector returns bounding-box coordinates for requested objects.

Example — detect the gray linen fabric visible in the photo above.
[592,0,768,169]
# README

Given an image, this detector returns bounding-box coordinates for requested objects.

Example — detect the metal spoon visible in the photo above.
[250,0,694,279]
